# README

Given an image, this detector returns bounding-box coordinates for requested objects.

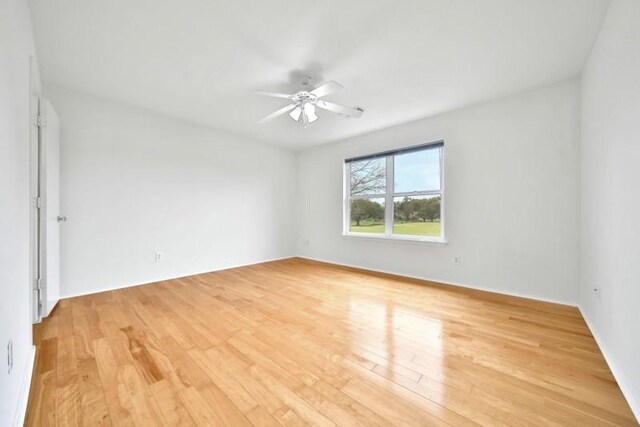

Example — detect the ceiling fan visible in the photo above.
[257,77,364,126]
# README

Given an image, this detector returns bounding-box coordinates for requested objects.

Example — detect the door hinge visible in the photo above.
[36,196,43,209]
[36,115,47,128]
[34,278,43,290]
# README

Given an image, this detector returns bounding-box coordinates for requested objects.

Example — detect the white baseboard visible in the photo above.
[298,256,577,306]
[59,255,296,300]
[579,307,640,422]
[61,254,577,306]
[13,345,36,427]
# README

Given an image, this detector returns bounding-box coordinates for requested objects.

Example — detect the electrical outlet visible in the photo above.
[453,256,461,265]
[302,239,310,246]
[7,339,13,374]
[155,252,163,262]
[593,285,600,299]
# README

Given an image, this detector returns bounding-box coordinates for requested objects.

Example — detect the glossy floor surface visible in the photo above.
[26,258,637,426]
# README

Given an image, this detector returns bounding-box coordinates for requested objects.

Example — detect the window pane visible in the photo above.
[350,198,385,234]
[393,195,441,237]
[350,158,386,196]
[394,148,440,193]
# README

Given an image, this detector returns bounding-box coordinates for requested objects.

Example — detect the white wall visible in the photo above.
[296,80,580,304]
[44,85,297,298]
[580,0,640,417]
[0,0,37,425]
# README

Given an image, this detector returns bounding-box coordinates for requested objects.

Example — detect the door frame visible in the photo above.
[31,92,62,322]
[29,56,42,323]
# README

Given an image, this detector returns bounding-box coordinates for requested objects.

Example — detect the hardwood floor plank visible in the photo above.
[244,405,281,426]
[26,258,638,426]
[196,384,252,427]
[92,337,135,426]
[149,379,196,426]
[178,386,225,426]
[76,357,112,426]
[187,348,258,413]
[203,345,286,414]
[55,383,80,427]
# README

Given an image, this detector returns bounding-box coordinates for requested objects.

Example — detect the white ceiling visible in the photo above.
[29,0,609,149]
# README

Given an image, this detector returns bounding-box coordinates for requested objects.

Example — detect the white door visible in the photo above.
[38,98,61,318]
[30,57,41,323]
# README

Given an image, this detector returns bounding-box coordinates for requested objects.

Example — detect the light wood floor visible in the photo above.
[26,258,637,426]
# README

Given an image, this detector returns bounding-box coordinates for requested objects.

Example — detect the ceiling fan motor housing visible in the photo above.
[292,91,318,104]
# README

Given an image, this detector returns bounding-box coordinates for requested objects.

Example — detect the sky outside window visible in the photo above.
[394,149,440,193]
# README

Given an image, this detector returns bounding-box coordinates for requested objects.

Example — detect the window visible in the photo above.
[344,141,444,242]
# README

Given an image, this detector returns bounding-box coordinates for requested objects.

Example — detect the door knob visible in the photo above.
[57,216,67,223]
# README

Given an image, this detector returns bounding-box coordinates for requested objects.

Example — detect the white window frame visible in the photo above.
[343,141,446,244]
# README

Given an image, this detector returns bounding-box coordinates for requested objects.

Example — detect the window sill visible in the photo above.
[342,232,448,245]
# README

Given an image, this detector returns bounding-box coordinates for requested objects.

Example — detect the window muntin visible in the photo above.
[344,142,444,241]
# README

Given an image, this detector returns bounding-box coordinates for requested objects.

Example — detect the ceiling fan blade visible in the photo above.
[316,100,363,118]
[310,81,343,98]
[256,91,293,99]
[258,103,297,124]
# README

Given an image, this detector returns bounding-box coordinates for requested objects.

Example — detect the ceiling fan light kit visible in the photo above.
[289,102,318,124]
[257,78,364,126]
